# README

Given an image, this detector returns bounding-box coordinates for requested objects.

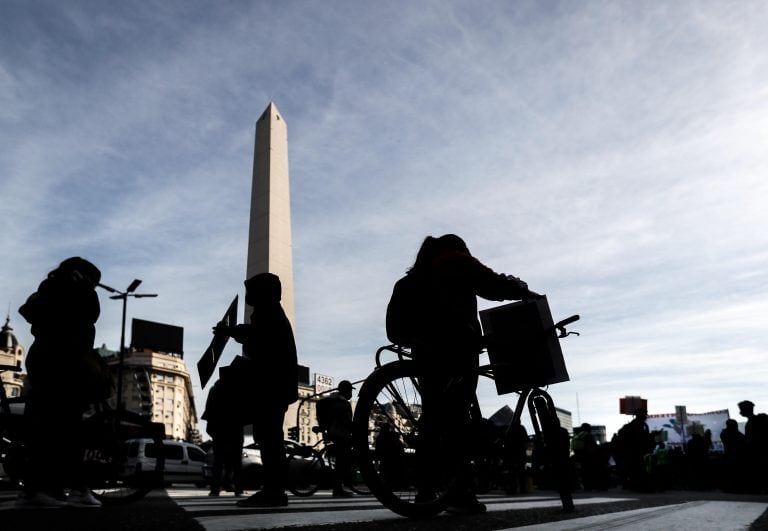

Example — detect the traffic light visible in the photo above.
[287,426,299,441]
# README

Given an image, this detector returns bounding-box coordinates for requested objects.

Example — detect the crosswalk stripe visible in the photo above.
[503,501,768,531]
[167,489,637,531]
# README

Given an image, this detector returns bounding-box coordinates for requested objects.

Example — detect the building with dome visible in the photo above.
[0,316,25,399]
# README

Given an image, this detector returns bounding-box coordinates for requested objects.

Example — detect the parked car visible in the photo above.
[124,438,207,487]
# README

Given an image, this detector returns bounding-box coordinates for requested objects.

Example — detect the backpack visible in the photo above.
[316,396,333,431]
[385,274,421,347]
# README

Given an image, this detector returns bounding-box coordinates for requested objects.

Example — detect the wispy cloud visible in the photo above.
[2,0,768,438]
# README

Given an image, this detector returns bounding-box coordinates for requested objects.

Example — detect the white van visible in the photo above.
[124,438,207,487]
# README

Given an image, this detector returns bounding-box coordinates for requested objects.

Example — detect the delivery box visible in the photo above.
[479,296,569,394]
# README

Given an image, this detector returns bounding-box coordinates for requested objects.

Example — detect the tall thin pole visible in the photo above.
[105,279,156,416]
[116,294,128,413]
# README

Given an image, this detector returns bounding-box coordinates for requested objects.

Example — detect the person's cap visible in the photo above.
[338,380,355,392]
[739,400,755,408]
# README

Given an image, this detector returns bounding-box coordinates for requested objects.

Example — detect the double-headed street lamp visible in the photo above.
[98,279,157,412]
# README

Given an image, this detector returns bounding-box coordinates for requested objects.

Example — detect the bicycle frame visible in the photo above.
[374,346,547,425]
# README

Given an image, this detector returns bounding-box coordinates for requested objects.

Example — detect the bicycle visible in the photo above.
[286,387,372,499]
[0,362,167,504]
[351,302,579,518]
[285,425,371,497]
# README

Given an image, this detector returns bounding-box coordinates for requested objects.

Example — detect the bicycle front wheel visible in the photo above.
[530,392,575,513]
[83,408,166,505]
[352,361,449,518]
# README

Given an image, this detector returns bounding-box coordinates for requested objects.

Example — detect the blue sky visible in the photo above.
[2,1,767,439]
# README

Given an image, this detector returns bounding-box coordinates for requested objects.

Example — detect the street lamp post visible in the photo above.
[98,279,157,413]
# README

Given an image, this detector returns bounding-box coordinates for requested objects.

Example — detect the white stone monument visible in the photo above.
[246,102,296,330]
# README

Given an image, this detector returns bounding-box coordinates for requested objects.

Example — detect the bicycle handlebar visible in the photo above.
[554,314,580,338]
[376,314,580,367]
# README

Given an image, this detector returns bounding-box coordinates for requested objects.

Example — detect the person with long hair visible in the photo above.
[404,234,540,514]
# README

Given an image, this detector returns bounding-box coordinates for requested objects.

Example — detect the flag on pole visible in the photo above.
[197,295,238,389]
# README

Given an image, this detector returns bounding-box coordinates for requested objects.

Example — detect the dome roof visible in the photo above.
[1,316,20,351]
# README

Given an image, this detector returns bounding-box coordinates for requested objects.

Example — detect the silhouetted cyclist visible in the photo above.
[395,234,540,514]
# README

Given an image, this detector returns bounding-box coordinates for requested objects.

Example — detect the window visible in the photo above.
[189,447,206,462]
[145,443,158,458]
[162,444,184,460]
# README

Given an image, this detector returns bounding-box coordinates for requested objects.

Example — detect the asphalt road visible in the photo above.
[0,488,203,531]
[1,485,767,531]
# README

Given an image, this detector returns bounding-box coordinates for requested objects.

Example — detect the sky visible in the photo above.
[2,1,768,440]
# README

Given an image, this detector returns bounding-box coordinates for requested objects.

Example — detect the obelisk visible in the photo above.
[246,102,296,330]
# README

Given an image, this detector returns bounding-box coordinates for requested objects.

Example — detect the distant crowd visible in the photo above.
[473,400,768,496]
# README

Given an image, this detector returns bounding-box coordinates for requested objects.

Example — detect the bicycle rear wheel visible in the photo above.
[287,446,325,497]
[347,459,371,495]
[352,361,449,518]
[326,449,371,496]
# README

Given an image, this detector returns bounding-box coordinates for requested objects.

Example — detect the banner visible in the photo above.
[197,295,238,389]
[645,409,730,451]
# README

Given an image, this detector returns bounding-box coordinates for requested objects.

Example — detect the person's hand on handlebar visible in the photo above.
[506,274,543,300]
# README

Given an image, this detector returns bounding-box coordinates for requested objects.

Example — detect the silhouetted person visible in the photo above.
[398,234,540,514]
[720,419,747,492]
[649,440,670,492]
[16,257,104,508]
[685,432,709,490]
[503,421,530,494]
[738,400,768,493]
[375,422,406,490]
[201,365,243,497]
[215,273,299,507]
[572,423,598,490]
[616,408,653,492]
[316,380,355,497]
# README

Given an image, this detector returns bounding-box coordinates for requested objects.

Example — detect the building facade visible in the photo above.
[555,407,573,434]
[0,317,25,399]
[100,345,199,442]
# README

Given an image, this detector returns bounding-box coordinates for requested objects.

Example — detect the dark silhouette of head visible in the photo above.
[738,400,755,418]
[634,408,648,421]
[51,256,101,287]
[410,233,471,273]
[244,272,281,306]
[725,419,739,431]
[337,380,354,400]
[435,234,470,255]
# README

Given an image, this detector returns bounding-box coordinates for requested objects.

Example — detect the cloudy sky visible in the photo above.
[2,1,767,439]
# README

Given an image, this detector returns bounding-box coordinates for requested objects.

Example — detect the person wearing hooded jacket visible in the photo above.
[16,257,104,508]
[214,272,299,507]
